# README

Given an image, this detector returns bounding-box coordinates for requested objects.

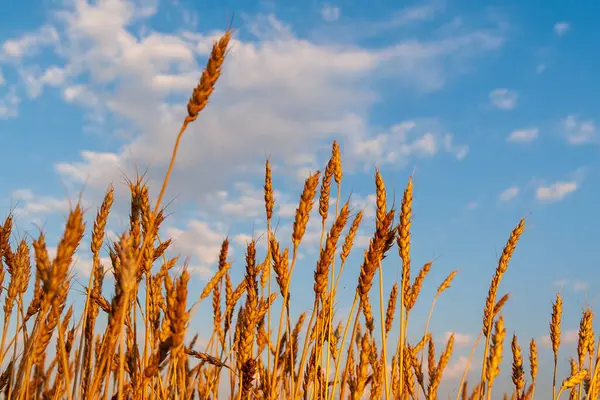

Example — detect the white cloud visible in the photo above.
[72,254,111,277]
[3,1,506,209]
[542,329,578,348]
[295,166,317,183]
[444,356,469,380]
[499,186,519,202]
[354,234,372,250]
[351,193,377,218]
[233,233,253,247]
[0,85,20,119]
[554,22,570,36]
[18,66,70,99]
[350,121,469,168]
[1,25,59,59]
[11,189,72,217]
[563,115,596,145]
[507,128,538,143]
[320,4,340,22]
[232,233,269,251]
[48,6,380,193]
[443,133,469,160]
[564,330,578,344]
[278,203,298,218]
[0,69,4,86]
[409,132,437,155]
[489,88,518,110]
[318,3,442,44]
[62,84,100,107]
[443,331,472,347]
[19,68,44,99]
[536,181,578,203]
[55,151,124,184]
[165,220,226,273]
[219,182,267,219]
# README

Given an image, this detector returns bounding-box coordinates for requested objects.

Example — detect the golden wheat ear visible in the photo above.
[186,30,232,123]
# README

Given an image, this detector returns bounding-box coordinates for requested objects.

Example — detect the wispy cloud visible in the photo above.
[489,88,518,110]
[536,181,578,203]
[573,280,589,292]
[563,115,596,145]
[317,3,443,41]
[536,63,547,74]
[0,85,20,119]
[553,279,568,289]
[349,120,466,168]
[553,279,591,293]
[443,133,469,160]
[11,188,73,217]
[1,25,59,60]
[320,4,340,22]
[507,128,539,143]
[554,22,570,36]
[499,186,519,202]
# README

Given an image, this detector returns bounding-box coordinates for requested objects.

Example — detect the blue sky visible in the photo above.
[1,0,599,396]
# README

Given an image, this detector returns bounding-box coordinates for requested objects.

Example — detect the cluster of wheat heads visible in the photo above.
[0,28,598,400]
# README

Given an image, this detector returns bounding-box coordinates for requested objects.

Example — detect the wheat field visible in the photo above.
[0,28,596,400]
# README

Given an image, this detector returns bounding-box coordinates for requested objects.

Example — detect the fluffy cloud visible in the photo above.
[444,356,469,380]
[489,88,518,110]
[536,181,577,202]
[0,0,505,211]
[507,128,538,143]
[563,115,596,145]
[165,219,227,278]
[11,188,73,217]
[554,22,570,36]
[443,331,472,347]
[499,186,519,202]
